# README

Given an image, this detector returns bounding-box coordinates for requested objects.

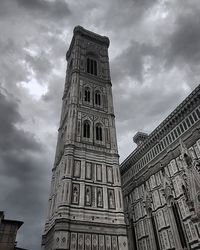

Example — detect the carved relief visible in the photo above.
[85,234,91,250]
[85,185,92,206]
[143,184,152,215]
[70,233,77,250]
[92,234,98,250]
[72,184,80,204]
[161,168,173,205]
[179,139,200,221]
[78,233,84,250]
[112,236,118,250]
[105,235,111,250]
[97,187,103,207]
[99,235,105,250]
[108,189,115,209]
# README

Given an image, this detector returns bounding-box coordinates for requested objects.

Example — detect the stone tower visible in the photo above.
[42,26,128,250]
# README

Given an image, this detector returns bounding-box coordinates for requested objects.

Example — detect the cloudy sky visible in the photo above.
[0,0,200,249]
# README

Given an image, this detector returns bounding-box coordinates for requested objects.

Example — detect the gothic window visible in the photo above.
[87,58,97,76]
[83,120,90,138]
[84,87,91,103]
[96,124,102,141]
[95,90,101,106]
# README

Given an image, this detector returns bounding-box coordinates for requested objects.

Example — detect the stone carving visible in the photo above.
[92,234,98,250]
[97,188,103,207]
[180,139,200,221]
[143,184,152,215]
[70,233,77,250]
[85,186,92,206]
[161,167,174,205]
[78,233,84,250]
[99,235,104,250]
[72,184,79,204]
[105,235,111,250]
[108,189,115,209]
[85,234,91,250]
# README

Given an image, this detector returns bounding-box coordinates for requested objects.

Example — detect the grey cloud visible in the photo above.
[16,0,71,20]
[111,41,159,83]
[168,10,200,66]
[0,90,51,249]
[0,90,42,152]
[25,51,53,80]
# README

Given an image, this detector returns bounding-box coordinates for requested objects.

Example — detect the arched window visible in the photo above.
[84,87,91,103]
[83,120,90,138]
[96,124,102,141]
[87,58,97,75]
[95,91,101,106]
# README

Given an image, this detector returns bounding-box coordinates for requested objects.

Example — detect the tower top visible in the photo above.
[66,26,110,60]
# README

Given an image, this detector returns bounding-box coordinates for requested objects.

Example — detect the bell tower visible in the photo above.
[42,26,128,250]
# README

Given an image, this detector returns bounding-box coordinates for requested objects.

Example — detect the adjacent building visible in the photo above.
[0,211,25,250]
[120,84,200,250]
[42,26,128,250]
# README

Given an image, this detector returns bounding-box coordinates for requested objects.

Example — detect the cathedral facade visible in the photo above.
[41,26,128,250]
[120,85,200,250]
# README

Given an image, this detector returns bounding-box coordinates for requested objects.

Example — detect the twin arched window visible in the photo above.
[83,121,90,138]
[84,87,102,107]
[83,121,103,141]
[87,58,97,76]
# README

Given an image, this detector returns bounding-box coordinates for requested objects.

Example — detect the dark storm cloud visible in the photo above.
[0,89,52,249]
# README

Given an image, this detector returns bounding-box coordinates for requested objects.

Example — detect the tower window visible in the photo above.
[84,88,91,103]
[83,120,90,138]
[95,91,101,106]
[87,58,97,75]
[96,124,102,141]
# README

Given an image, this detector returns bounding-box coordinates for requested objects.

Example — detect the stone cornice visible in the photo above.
[120,84,200,174]
[66,26,110,60]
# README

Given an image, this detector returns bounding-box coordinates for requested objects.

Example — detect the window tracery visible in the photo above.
[95,90,101,106]
[87,58,97,76]
[96,123,102,141]
[83,120,90,138]
[84,87,91,103]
